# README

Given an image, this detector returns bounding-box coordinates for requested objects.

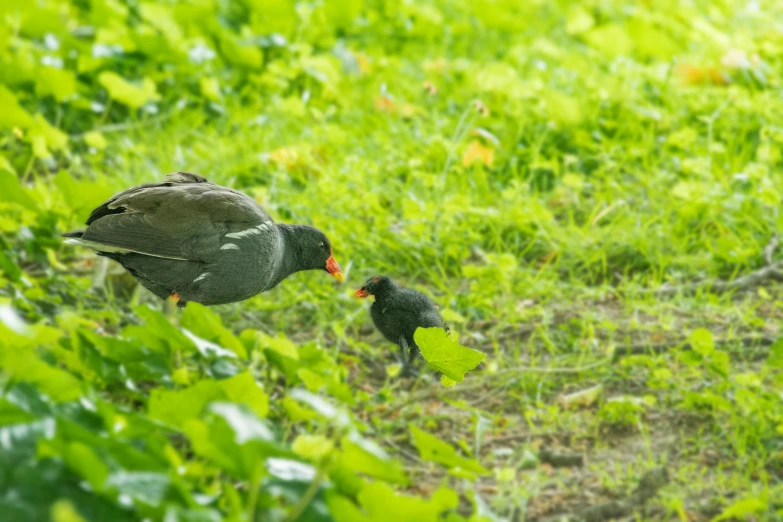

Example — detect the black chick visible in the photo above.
[356,276,448,375]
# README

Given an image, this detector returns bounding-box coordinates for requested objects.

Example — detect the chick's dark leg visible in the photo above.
[398,337,419,377]
[397,336,410,366]
[408,338,421,360]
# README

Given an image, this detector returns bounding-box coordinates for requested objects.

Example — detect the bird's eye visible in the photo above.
[318,242,325,248]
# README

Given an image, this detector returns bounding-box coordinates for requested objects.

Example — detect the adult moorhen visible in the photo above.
[356,275,448,376]
[64,172,344,306]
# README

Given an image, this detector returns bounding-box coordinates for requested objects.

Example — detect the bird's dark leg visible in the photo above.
[398,336,410,366]
[398,337,419,378]
[409,341,421,360]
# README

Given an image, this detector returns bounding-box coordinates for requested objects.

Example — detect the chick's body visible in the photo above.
[370,287,445,359]
[358,276,447,371]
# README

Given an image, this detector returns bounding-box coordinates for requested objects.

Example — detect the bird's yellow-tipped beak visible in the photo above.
[326,255,344,282]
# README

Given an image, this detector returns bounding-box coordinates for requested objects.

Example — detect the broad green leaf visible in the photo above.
[0,337,83,402]
[293,434,334,461]
[105,471,171,507]
[131,305,197,354]
[28,114,69,156]
[0,85,34,129]
[713,497,767,521]
[262,459,333,522]
[325,493,373,522]
[76,329,162,366]
[287,389,350,426]
[708,350,730,377]
[0,398,36,426]
[386,363,402,379]
[430,486,460,513]
[262,333,300,360]
[208,402,274,443]
[0,418,56,451]
[218,372,269,417]
[414,327,485,383]
[40,416,166,475]
[248,0,297,37]
[139,3,183,44]
[346,481,458,522]
[410,425,488,476]
[84,131,107,150]
[298,368,326,391]
[0,154,15,175]
[148,371,268,427]
[52,170,116,218]
[339,433,408,484]
[199,77,221,101]
[690,328,714,356]
[51,500,88,522]
[628,19,679,60]
[323,0,363,29]
[565,5,594,35]
[266,457,317,481]
[98,72,160,109]
[0,169,36,209]
[441,375,456,386]
[264,342,332,382]
[1,455,133,521]
[218,35,263,69]
[547,91,582,125]
[328,378,356,405]
[183,418,245,475]
[282,396,319,422]
[183,404,281,479]
[35,67,77,102]
[61,441,110,491]
[584,24,633,56]
[0,249,22,281]
[181,303,247,359]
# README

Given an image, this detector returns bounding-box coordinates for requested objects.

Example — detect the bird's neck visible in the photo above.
[373,282,399,302]
[267,224,309,289]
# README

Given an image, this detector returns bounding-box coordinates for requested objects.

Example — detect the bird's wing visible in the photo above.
[86,171,209,225]
[379,292,438,326]
[77,173,273,261]
[393,290,446,328]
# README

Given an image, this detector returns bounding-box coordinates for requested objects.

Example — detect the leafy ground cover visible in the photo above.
[2,0,783,520]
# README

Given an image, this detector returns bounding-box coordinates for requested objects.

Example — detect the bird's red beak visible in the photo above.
[355,288,369,298]
[326,255,344,282]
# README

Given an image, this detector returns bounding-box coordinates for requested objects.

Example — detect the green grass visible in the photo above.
[2,0,783,520]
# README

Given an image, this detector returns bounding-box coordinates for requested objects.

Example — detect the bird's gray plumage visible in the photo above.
[65,172,336,305]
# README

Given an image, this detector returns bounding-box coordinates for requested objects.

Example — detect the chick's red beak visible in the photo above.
[326,255,344,282]
[355,288,369,298]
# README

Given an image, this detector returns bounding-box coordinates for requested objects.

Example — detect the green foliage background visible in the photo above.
[1,0,783,520]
